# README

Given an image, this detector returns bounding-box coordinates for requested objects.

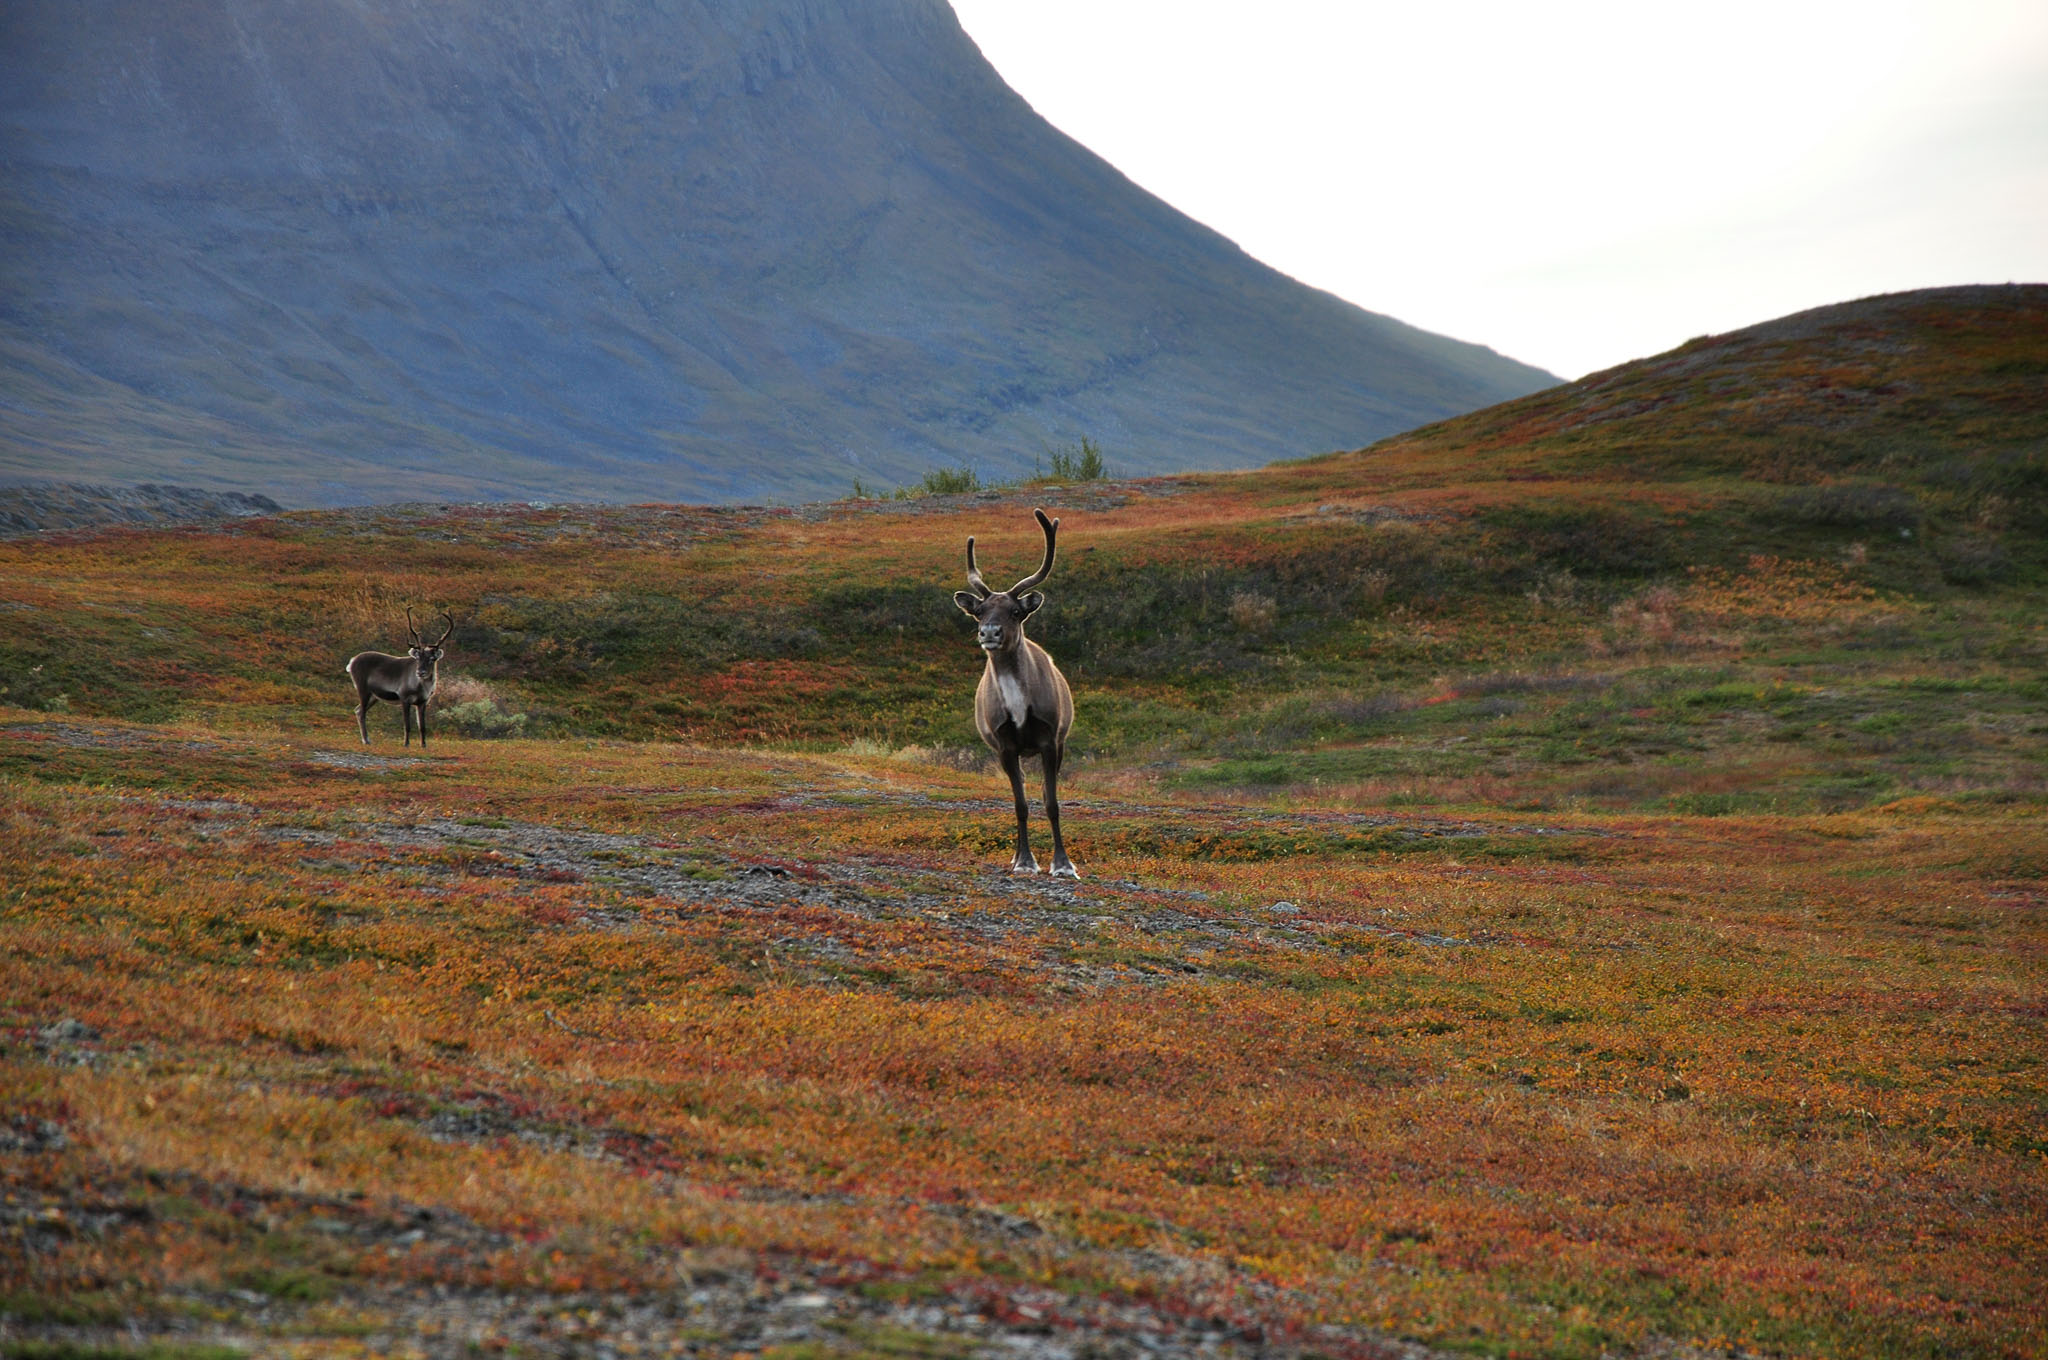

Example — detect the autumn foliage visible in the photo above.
[3,292,2046,1357]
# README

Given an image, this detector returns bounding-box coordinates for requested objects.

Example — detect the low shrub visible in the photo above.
[1227,589,1277,634]
[441,701,528,737]
[435,675,530,737]
[904,465,979,497]
[1045,438,1108,482]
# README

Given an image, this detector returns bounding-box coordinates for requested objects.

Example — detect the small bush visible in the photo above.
[441,701,528,737]
[0,659,70,713]
[1603,587,1680,649]
[1354,568,1392,607]
[436,675,496,707]
[902,465,980,497]
[1045,438,1108,482]
[1227,590,1277,633]
[435,676,530,737]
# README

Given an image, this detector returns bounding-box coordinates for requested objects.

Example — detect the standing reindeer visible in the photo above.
[953,508,1079,878]
[344,607,453,748]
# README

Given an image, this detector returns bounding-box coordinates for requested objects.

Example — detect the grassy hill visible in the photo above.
[1,286,2043,1359]
[6,285,2042,812]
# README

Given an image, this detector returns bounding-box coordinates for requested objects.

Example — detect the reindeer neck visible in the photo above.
[984,634,1042,677]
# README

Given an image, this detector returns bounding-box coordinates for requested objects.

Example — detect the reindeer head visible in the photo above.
[954,508,1058,654]
[405,607,455,673]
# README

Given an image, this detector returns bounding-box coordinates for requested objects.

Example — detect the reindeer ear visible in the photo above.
[1016,591,1044,618]
[953,591,985,616]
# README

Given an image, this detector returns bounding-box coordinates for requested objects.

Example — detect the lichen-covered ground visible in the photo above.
[4,718,2043,1359]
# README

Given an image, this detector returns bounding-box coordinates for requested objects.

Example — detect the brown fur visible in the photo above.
[953,509,1078,877]
[344,608,452,748]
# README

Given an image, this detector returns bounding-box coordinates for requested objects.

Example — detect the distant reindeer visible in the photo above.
[344,607,453,748]
[953,508,1079,878]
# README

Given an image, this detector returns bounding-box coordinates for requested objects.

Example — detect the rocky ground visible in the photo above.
[0,481,283,536]
[3,1122,1457,1360]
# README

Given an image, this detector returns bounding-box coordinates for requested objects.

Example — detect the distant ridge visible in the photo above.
[0,0,1556,507]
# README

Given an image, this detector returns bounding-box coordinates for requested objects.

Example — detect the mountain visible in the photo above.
[0,0,1555,508]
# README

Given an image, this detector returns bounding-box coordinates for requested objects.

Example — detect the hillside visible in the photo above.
[0,0,1553,507]
[1293,283,2048,492]
[1,287,2044,1359]
[5,285,2037,802]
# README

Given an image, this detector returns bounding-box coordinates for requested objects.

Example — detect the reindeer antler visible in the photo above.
[406,605,421,645]
[1009,508,1059,595]
[432,612,455,647]
[964,538,992,599]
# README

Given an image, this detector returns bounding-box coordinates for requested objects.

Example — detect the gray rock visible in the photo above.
[0,483,282,537]
[36,1017,99,1044]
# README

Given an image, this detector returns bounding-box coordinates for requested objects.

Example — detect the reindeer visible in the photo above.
[953,508,1079,878]
[344,608,453,748]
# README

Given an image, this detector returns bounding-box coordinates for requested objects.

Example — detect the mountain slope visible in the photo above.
[1293,283,2047,489]
[0,0,1555,506]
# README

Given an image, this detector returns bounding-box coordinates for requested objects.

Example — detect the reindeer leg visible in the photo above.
[356,693,374,745]
[417,699,429,750]
[403,698,415,747]
[999,747,1038,874]
[1043,741,1078,879]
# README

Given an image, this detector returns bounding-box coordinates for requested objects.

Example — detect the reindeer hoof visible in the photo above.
[1010,859,1040,875]
[1049,860,1080,880]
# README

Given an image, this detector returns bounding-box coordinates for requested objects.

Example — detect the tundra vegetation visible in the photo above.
[1,289,2044,1358]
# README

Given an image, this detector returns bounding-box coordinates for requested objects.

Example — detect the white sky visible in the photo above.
[946,0,2048,379]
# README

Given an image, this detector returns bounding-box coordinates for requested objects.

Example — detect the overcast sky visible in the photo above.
[946,0,2048,380]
